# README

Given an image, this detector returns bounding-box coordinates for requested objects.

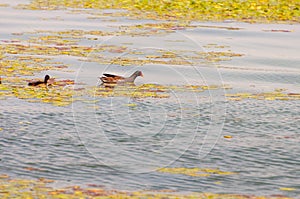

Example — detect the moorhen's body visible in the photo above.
[99,71,143,86]
[28,75,50,86]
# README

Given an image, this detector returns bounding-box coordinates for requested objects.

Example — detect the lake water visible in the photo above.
[0,1,299,198]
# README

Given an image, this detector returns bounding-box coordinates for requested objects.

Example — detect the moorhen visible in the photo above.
[99,70,143,85]
[28,75,50,86]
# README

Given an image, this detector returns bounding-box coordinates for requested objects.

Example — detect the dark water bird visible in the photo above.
[99,71,143,86]
[28,75,50,86]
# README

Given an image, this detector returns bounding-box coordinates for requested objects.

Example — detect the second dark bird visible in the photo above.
[28,75,50,86]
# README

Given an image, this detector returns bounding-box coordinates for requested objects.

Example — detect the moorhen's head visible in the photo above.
[135,71,143,77]
[44,75,50,83]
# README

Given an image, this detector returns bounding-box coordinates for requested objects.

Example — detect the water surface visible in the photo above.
[0,1,300,197]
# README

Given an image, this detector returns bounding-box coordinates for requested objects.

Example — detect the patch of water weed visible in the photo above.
[0,174,296,198]
[157,167,236,177]
[17,0,300,23]
[226,89,300,101]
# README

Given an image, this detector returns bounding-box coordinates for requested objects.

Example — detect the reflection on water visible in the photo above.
[0,1,300,198]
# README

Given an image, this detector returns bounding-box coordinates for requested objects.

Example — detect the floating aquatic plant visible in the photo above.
[17,0,300,23]
[157,167,236,177]
[2,40,243,67]
[0,56,68,77]
[0,174,294,199]
[1,79,230,106]
[226,90,300,101]
[0,77,77,106]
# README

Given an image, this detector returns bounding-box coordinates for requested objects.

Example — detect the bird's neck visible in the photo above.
[129,73,138,80]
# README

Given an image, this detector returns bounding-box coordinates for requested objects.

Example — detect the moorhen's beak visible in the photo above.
[141,72,144,77]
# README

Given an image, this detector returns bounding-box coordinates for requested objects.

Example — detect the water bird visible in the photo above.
[99,71,143,86]
[28,75,50,86]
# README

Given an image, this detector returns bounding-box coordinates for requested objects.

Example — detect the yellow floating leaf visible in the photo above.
[279,187,296,191]
[125,103,137,107]
[157,167,236,177]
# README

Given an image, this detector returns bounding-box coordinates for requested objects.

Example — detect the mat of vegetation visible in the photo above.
[17,0,300,23]
[0,174,294,199]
